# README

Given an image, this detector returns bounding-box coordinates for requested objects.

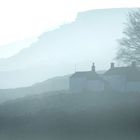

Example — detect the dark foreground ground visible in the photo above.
[0,91,140,140]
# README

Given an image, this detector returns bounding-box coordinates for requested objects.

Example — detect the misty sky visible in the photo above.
[0,1,139,88]
[0,0,140,58]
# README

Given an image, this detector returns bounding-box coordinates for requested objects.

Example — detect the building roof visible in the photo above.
[70,71,102,80]
[104,66,140,81]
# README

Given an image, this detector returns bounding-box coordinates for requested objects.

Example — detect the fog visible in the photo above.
[0,8,130,88]
[0,91,140,140]
[0,8,140,140]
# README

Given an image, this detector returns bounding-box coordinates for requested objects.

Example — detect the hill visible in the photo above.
[0,75,69,104]
[0,71,105,104]
[0,8,129,88]
[0,90,140,140]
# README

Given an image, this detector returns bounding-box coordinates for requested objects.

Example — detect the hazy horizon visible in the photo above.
[0,8,134,89]
[0,1,140,139]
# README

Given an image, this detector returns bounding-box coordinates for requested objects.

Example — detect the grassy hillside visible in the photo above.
[0,91,140,140]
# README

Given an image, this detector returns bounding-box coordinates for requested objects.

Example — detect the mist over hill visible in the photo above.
[0,8,129,88]
[0,90,140,140]
[0,75,70,104]
[0,7,139,140]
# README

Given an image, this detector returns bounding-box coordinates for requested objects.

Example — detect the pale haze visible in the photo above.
[0,0,138,88]
[0,0,140,57]
[0,2,140,139]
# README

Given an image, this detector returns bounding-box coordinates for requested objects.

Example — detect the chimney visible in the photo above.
[131,61,136,68]
[92,63,95,72]
[110,62,115,69]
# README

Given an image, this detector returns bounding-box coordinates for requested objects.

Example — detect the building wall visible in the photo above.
[70,75,140,93]
[126,82,140,92]
[103,75,126,92]
[70,78,104,92]
[69,77,87,92]
[87,80,104,92]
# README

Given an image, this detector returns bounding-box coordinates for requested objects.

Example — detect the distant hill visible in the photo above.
[0,91,140,140]
[0,8,129,88]
[0,75,70,104]
[0,70,105,104]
